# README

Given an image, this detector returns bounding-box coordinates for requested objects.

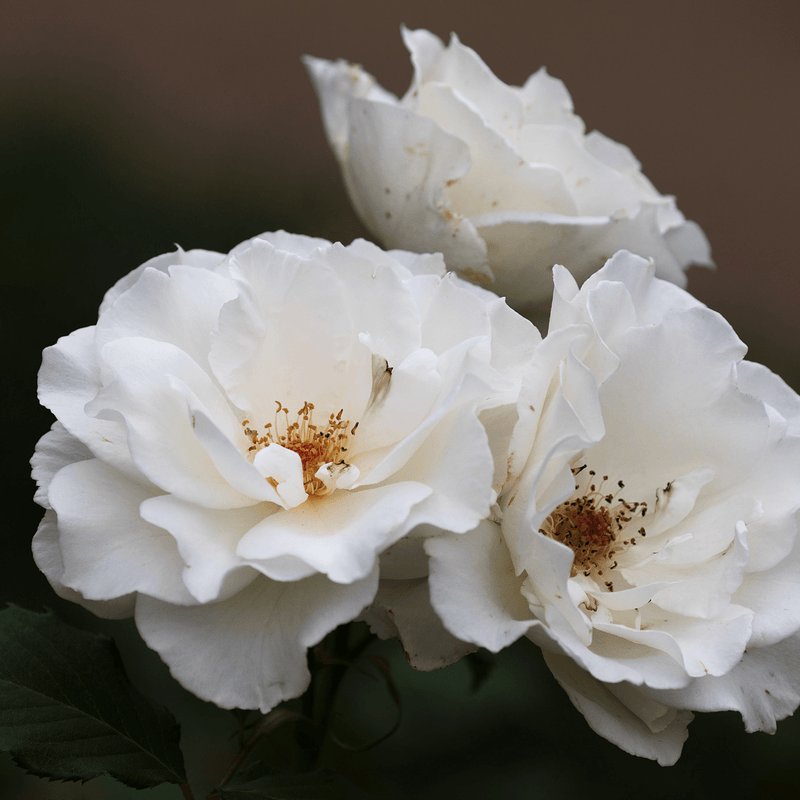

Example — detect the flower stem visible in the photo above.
[215,708,305,789]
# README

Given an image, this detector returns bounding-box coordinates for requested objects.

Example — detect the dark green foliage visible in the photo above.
[0,605,186,789]
[218,761,369,800]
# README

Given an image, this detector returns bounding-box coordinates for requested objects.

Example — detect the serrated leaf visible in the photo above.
[0,605,186,789]
[218,762,368,800]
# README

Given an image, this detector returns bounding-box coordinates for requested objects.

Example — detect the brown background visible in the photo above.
[2,2,799,798]
[3,0,799,383]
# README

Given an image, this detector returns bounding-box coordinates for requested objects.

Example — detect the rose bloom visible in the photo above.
[415,251,800,764]
[31,231,539,711]
[304,28,712,308]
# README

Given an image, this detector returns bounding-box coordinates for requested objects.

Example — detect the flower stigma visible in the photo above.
[539,465,649,592]
[242,401,358,496]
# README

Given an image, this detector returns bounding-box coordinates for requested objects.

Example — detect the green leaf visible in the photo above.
[218,762,369,800]
[0,605,186,789]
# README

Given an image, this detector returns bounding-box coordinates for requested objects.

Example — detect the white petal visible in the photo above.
[350,348,441,457]
[485,296,542,375]
[301,56,399,162]
[211,241,355,419]
[416,83,576,218]
[323,241,424,368]
[139,495,264,603]
[543,651,692,766]
[185,399,286,506]
[31,422,93,508]
[519,67,582,133]
[95,264,236,376]
[737,360,800,437]
[563,623,691,690]
[475,204,690,307]
[360,577,476,670]
[32,510,135,619]
[49,459,194,604]
[426,521,535,652]
[237,482,432,584]
[38,326,137,479]
[251,444,307,509]
[645,632,800,734]
[98,246,227,316]
[88,337,251,509]
[230,230,333,260]
[634,603,754,678]
[306,55,491,283]
[418,273,492,356]
[663,219,713,271]
[734,529,800,647]
[135,568,378,712]
[517,125,645,217]
[387,400,495,535]
[403,30,523,134]
[356,365,488,489]
[647,522,750,619]
[315,461,360,494]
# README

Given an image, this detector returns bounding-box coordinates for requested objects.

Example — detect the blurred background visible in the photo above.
[2,1,799,797]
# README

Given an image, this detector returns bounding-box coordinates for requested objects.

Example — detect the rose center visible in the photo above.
[540,466,648,591]
[242,401,358,496]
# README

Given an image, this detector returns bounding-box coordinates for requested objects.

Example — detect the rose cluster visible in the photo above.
[33,29,800,767]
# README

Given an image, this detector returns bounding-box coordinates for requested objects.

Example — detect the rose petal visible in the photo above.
[31,422,93,509]
[49,459,194,605]
[426,521,535,652]
[139,495,265,603]
[135,568,378,712]
[32,510,136,619]
[38,326,137,479]
[543,651,692,766]
[237,481,432,584]
[87,337,251,509]
[360,576,476,670]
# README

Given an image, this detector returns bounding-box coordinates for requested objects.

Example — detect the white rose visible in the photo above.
[305,28,713,308]
[32,231,539,712]
[423,251,800,764]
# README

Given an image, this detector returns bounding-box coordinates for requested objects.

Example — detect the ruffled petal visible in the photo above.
[426,521,535,652]
[49,459,194,605]
[544,651,692,766]
[360,577,476,670]
[32,510,136,619]
[98,246,227,316]
[237,482,432,584]
[474,204,691,307]
[38,326,137,480]
[417,83,576,218]
[304,54,491,284]
[31,422,93,509]
[95,264,236,376]
[644,632,800,734]
[88,337,251,509]
[139,495,265,603]
[135,568,378,712]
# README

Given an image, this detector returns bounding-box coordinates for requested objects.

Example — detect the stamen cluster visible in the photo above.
[242,401,358,496]
[540,466,648,591]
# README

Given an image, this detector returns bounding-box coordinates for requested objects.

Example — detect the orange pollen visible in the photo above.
[539,466,648,590]
[242,400,356,496]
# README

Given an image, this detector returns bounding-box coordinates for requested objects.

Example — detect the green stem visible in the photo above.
[215,708,305,789]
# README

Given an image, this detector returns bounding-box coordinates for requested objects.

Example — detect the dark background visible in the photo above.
[2,1,799,797]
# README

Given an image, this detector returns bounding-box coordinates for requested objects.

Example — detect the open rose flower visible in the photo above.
[304,28,713,308]
[420,251,800,764]
[31,231,539,712]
